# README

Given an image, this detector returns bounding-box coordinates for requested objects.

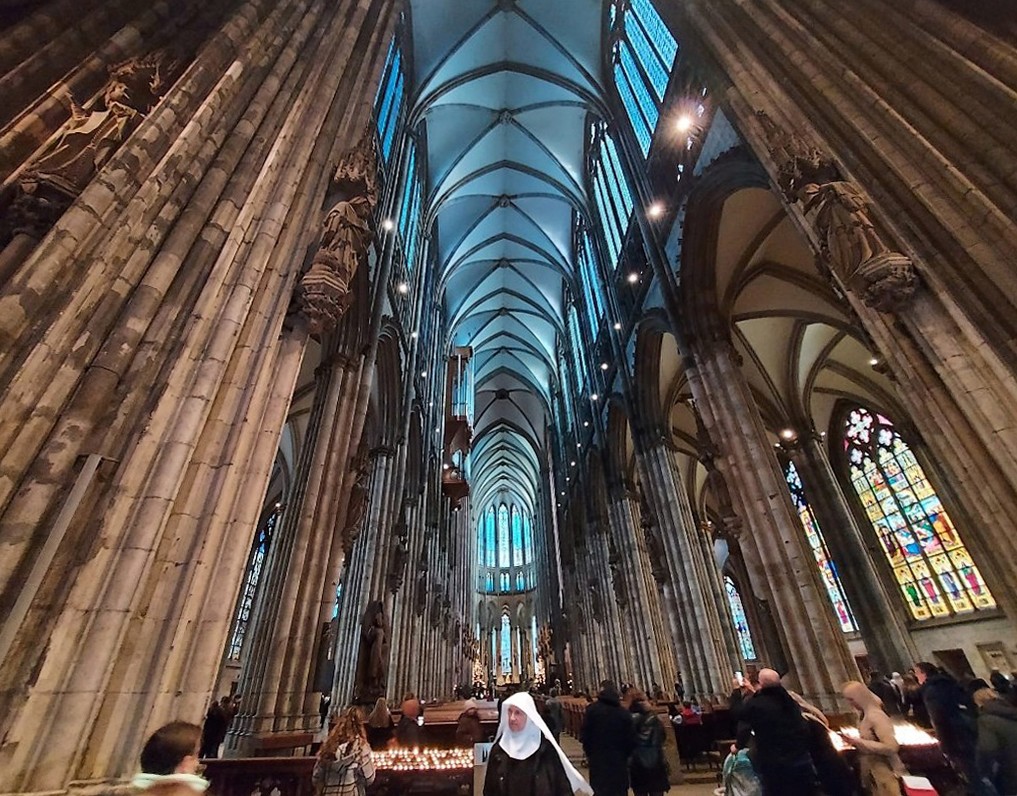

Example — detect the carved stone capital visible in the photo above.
[852,250,919,313]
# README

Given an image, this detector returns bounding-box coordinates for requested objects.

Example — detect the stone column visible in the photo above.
[687,345,855,709]
[636,439,739,699]
[784,434,918,671]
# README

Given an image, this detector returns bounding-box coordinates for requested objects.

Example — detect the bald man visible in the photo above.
[735,669,820,796]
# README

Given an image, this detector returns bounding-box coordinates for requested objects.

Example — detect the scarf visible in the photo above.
[495,693,590,794]
[131,773,209,792]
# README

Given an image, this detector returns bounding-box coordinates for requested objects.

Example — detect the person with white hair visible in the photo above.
[483,692,591,796]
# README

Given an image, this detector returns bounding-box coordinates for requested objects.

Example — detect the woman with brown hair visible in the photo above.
[312,707,376,796]
[365,697,395,750]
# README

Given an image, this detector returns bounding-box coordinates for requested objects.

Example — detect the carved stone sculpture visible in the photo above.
[755,110,917,312]
[299,128,378,335]
[1,52,175,243]
[608,555,628,609]
[588,582,604,623]
[386,532,409,594]
[355,601,388,702]
[342,457,371,555]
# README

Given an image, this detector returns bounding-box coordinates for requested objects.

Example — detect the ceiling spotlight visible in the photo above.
[613,322,622,331]
[583,421,589,427]
[570,460,576,466]
[780,428,796,441]
[590,393,599,401]
[647,202,664,218]
[676,114,694,133]
[382,218,395,231]
[869,357,879,366]
[627,272,639,284]
[577,442,581,448]
[600,362,609,371]
[397,281,409,294]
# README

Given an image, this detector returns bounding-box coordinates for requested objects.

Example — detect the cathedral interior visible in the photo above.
[1,0,1017,792]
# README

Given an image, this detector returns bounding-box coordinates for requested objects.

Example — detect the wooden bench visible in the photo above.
[250,731,315,757]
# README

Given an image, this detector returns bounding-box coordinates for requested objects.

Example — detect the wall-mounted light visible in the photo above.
[780,428,796,441]
[869,357,879,366]
[613,322,622,331]
[382,218,395,231]
[627,272,639,284]
[675,114,694,133]
[397,281,409,294]
[647,201,665,219]
[590,393,599,401]
[410,331,418,339]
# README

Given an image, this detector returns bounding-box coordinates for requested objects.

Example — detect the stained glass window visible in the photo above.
[512,507,524,566]
[398,140,424,272]
[484,506,496,567]
[612,0,679,156]
[590,125,634,269]
[375,38,405,164]
[576,228,605,337]
[523,514,533,565]
[485,572,494,591]
[228,506,278,659]
[784,462,858,632]
[843,406,995,621]
[498,504,510,567]
[516,572,525,591]
[501,613,512,674]
[724,575,757,661]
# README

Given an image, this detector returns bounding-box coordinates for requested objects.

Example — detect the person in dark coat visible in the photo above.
[973,687,1017,796]
[628,689,670,796]
[484,692,590,796]
[544,689,566,743]
[456,699,485,746]
[199,697,230,758]
[395,693,423,748]
[735,669,819,796]
[913,662,995,796]
[581,681,636,796]
[867,671,902,716]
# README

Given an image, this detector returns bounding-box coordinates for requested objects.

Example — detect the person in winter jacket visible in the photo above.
[914,662,996,796]
[483,692,590,796]
[973,687,1017,796]
[628,689,670,796]
[395,693,423,748]
[132,722,209,796]
[456,699,485,746]
[841,680,904,796]
[581,681,636,796]
[734,669,819,796]
[312,707,376,796]
[544,689,566,743]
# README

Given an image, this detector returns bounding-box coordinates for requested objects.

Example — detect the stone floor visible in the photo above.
[558,733,722,795]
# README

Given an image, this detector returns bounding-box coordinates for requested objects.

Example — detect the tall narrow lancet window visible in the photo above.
[724,575,756,661]
[842,406,996,620]
[784,462,858,632]
[612,0,678,156]
[501,612,512,675]
[397,139,423,271]
[590,124,634,269]
[512,507,524,567]
[484,506,496,567]
[374,38,405,164]
[498,503,510,567]
[522,515,533,565]
[576,226,606,336]
[228,505,279,660]
[567,305,588,392]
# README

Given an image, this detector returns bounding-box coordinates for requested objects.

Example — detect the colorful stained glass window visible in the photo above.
[228,506,278,659]
[523,514,533,565]
[516,572,525,591]
[784,462,858,632]
[485,572,494,591]
[724,575,757,661]
[843,406,995,621]
[498,504,510,567]
[501,612,512,674]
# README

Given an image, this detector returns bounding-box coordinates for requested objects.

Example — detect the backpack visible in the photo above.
[722,749,762,796]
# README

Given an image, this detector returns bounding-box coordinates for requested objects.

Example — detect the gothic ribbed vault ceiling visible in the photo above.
[408,0,607,514]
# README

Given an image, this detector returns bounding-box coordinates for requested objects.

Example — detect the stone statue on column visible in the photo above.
[386,525,409,593]
[299,128,378,336]
[638,486,670,584]
[1,52,177,243]
[342,449,371,555]
[755,110,917,313]
[608,551,629,609]
[355,600,389,702]
[688,398,743,537]
[588,582,604,623]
